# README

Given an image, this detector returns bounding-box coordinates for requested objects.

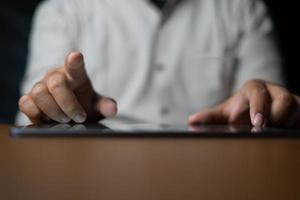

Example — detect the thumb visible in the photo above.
[188,106,227,125]
[95,97,118,118]
[64,52,89,88]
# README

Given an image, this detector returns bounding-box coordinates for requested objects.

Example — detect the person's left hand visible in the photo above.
[189,80,300,128]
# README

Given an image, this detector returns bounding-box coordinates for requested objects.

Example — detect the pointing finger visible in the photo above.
[245,81,271,127]
[64,52,89,88]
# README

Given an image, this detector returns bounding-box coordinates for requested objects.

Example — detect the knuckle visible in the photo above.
[243,80,268,98]
[19,96,33,114]
[254,85,268,97]
[47,73,67,92]
[18,95,30,107]
[18,98,41,119]
[46,67,63,76]
[242,80,266,95]
[31,82,47,99]
[244,79,263,87]
[29,109,41,119]
[277,92,294,106]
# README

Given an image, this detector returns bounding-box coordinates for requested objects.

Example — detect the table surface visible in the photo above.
[1,124,300,200]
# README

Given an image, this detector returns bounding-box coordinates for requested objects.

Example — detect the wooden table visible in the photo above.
[1,124,300,200]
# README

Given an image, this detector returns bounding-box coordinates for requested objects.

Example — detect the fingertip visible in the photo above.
[253,113,265,127]
[73,112,87,124]
[98,98,118,118]
[188,114,198,124]
[188,113,207,125]
[66,52,84,69]
[188,108,226,125]
[68,52,83,62]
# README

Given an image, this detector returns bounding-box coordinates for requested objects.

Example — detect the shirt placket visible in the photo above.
[149,0,178,122]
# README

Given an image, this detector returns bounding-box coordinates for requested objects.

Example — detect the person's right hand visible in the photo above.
[19,52,117,124]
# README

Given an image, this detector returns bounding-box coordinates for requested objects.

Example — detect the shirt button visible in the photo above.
[161,107,170,116]
[155,64,165,72]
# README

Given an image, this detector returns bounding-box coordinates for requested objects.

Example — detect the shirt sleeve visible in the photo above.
[232,0,284,92]
[16,0,78,124]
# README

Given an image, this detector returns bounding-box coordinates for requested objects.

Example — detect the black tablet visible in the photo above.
[9,121,300,138]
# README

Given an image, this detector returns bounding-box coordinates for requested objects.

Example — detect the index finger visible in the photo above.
[64,52,89,88]
[245,81,271,127]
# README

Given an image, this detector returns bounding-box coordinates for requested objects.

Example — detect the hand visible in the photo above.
[189,80,300,128]
[19,52,117,124]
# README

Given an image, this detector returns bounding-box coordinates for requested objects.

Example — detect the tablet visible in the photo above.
[9,121,300,138]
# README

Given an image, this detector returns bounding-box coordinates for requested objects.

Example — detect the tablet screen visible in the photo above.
[10,121,300,138]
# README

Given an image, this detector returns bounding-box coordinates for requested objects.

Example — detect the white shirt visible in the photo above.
[17,0,283,125]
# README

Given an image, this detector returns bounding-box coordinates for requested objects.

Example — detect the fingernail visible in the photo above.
[254,113,264,127]
[68,52,83,66]
[73,113,86,123]
[60,116,71,123]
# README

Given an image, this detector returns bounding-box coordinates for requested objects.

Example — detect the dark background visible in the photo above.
[0,0,299,124]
